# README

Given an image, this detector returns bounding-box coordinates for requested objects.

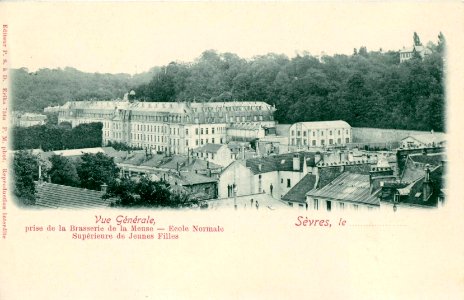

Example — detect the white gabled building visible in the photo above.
[288,120,352,148]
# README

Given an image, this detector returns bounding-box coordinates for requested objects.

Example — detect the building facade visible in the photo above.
[288,120,352,148]
[55,100,276,155]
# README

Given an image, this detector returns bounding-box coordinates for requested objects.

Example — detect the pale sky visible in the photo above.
[1,1,461,74]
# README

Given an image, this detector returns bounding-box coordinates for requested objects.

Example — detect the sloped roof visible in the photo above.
[306,172,380,206]
[294,120,351,129]
[35,182,111,209]
[282,173,317,203]
[317,163,372,188]
[121,152,147,166]
[405,133,446,145]
[44,147,106,158]
[193,143,225,154]
[409,153,445,166]
[245,152,316,174]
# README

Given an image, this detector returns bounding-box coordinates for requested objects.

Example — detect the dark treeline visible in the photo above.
[11,66,157,112]
[11,33,445,132]
[134,34,445,131]
[12,122,103,151]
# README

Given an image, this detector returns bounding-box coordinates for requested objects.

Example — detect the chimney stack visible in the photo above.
[101,183,108,193]
[293,154,300,171]
[315,152,322,165]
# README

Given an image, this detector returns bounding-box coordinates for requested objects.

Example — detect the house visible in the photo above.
[399,45,432,63]
[400,132,446,149]
[12,112,47,127]
[192,143,234,167]
[306,172,381,211]
[218,152,317,200]
[35,181,112,209]
[154,170,218,200]
[288,120,352,149]
[281,173,317,208]
[378,164,444,211]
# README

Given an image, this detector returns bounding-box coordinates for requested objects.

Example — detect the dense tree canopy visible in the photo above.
[133,36,445,131]
[76,153,119,190]
[48,155,80,187]
[12,122,103,151]
[12,33,445,132]
[11,67,157,112]
[12,151,45,205]
[105,177,197,208]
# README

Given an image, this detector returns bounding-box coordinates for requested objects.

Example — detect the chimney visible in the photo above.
[293,154,300,171]
[315,152,322,164]
[38,164,43,183]
[423,165,432,202]
[303,157,308,174]
[348,151,354,162]
[101,183,108,193]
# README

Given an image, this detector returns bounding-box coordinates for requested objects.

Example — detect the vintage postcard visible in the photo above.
[0,1,463,299]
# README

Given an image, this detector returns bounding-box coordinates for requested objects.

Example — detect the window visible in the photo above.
[339,202,344,210]
[291,130,295,136]
[303,131,307,137]
[186,129,189,135]
[330,130,332,136]
[312,140,316,146]
[297,131,301,136]
[201,128,204,135]
[195,140,199,146]
[326,201,332,211]
[287,179,291,188]
[212,138,215,144]
[195,128,199,135]
[186,140,189,147]
[321,131,324,136]
[329,139,333,145]
[206,128,209,134]
[212,128,215,134]
[321,140,325,145]
[281,178,283,184]
[314,199,319,210]
[337,138,341,144]
[346,138,350,143]
[201,139,204,145]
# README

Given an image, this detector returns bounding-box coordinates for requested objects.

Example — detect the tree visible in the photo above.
[437,32,446,53]
[12,151,45,205]
[413,32,422,46]
[48,155,80,187]
[105,177,195,208]
[76,153,119,190]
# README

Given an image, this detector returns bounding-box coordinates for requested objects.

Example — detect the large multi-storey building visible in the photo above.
[288,120,352,148]
[56,100,276,155]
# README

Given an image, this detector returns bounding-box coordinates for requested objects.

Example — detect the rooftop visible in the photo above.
[193,143,225,154]
[35,182,111,209]
[307,172,380,206]
[245,152,316,174]
[293,120,351,129]
[282,173,317,203]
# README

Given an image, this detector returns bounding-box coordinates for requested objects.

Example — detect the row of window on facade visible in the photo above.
[292,199,374,211]
[291,129,350,137]
[193,105,264,113]
[291,137,350,146]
